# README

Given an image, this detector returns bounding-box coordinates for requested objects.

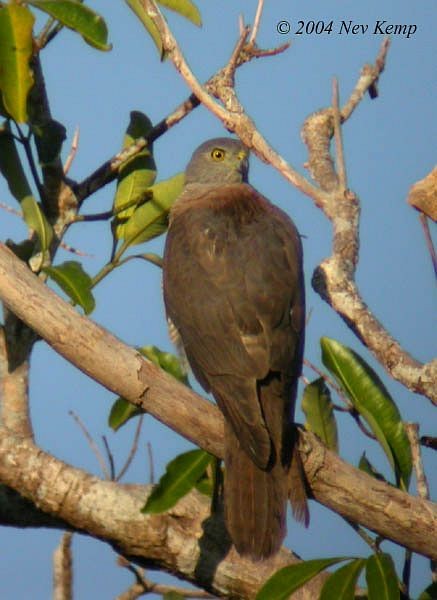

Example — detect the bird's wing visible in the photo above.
[163,184,304,466]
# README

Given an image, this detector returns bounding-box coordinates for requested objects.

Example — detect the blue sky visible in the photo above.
[0,1,435,597]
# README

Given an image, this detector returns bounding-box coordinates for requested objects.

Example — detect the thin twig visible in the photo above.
[332,78,347,190]
[116,414,144,481]
[117,559,214,599]
[248,0,265,45]
[341,37,390,121]
[342,516,378,552]
[14,124,44,200]
[419,213,437,280]
[401,549,412,600]
[420,436,437,450]
[52,532,73,600]
[0,201,21,217]
[351,410,377,441]
[405,422,430,499]
[147,441,155,484]
[303,358,347,401]
[59,242,93,257]
[64,127,79,175]
[69,410,110,480]
[102,435,116,481]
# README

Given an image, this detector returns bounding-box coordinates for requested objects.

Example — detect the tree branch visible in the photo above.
[0,426,326,599]
[0,244,435,562]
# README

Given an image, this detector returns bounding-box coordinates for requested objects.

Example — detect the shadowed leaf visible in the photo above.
[21,196,53,253]
[44,261,95,314]
[138,345,189,386]
[0,4,35,122]
[321,337,412,490]
[0,124,32,201]
[142,449,213,513]
[418,582,437,600]
[302,377,338,452]
[28,0,111,50]
[108,397,143,432]
[358,453,388,483]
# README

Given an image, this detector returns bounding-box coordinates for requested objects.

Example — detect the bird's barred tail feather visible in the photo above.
[224,421,287,559]
[224,376,309,560]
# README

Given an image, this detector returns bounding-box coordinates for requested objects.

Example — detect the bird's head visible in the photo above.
[184,138,249,186]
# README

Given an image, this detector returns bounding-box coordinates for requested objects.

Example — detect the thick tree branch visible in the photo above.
[0,244,435,563]
[0,427,327,599]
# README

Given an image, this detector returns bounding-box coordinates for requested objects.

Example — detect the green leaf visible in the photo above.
[122,172,184,247]
[125,0,201,58]
[28,0,111,51]
[113,111,156,240]
[44,261,95,314]
[302,378,338,452]
[158,0,201,26]
[418,582,437,600]
[321,337,412,490]
[142,449,213,514]
[108,397,143,432]
[0,123,32,201]
[256,557,351,600]
[366,553,399,600]
[0,4,35,123]
[358,453,387,483]
[126,0,164,58]
[21,196,53,252]
[138,345,189,386]
[320,559,366,600]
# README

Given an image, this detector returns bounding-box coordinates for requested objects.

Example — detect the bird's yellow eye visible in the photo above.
[211,148,226,161]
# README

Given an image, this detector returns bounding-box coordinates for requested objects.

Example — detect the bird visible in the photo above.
[163,137,308,560]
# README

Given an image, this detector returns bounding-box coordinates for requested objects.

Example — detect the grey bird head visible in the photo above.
[184,138,249,186]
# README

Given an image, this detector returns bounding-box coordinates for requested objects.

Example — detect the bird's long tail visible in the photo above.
[224,377,309,560]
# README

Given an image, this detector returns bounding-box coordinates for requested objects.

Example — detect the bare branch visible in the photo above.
[248,0,264,45]
[0,310,35,438]
[63,127,79,176]
[116,414,144,482]
[69,410,111,480]
[405,422,430,500]
[53,532,73,600]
